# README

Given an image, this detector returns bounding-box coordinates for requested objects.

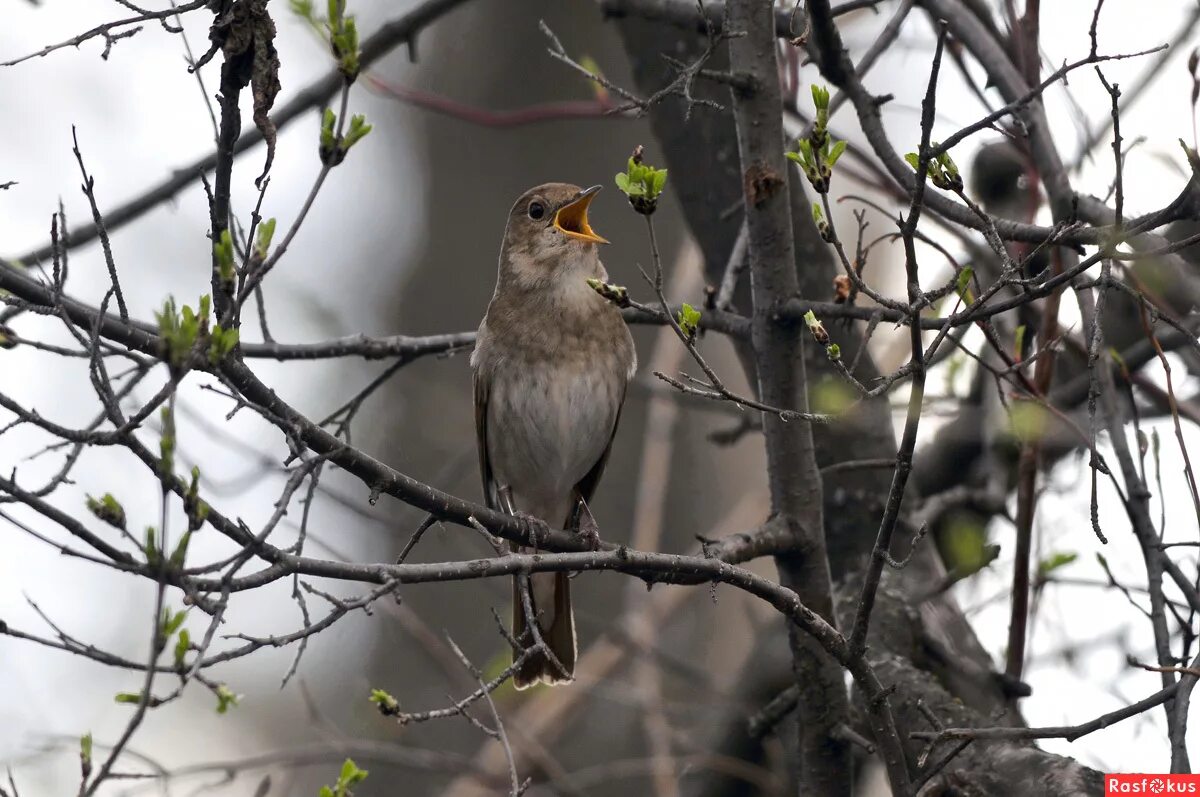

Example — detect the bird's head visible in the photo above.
[499,183,608,284]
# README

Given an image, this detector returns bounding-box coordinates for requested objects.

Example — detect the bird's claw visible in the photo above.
[576,499,602,552]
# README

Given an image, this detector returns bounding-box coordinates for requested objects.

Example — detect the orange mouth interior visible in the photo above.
[554,194,608,244]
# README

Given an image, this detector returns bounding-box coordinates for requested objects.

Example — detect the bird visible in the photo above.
[471,183,636,689]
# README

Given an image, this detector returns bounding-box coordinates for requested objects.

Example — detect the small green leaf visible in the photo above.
[339,759,361,784]
[825,139,847,167]
[115,692,143,705]
[80,732,93,764]
[826,342,841,360]
[1014,324,1027,357]
[174,628,191,668]
[255,218,277,259]
[651,168,668,195]
[288,0,315,21]
[1008,400,1047,443]
[1038,551,1078,576]
[169,530,192,568]
[341,114,372,150]
[614,172,630,193]
[578,54,602,75]
[1109,346,1128,372]
[811,202,823,223]
[904,152,920,171]
[803,310,818,327]
[162,608,186,636]
[954,267,974,303]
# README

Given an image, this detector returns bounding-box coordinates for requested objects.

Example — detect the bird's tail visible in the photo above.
[511,569,576,689]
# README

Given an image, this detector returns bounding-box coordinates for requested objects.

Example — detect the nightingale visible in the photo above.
[471,183,636,689]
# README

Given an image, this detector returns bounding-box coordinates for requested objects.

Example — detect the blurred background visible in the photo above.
[2,0,1199,794]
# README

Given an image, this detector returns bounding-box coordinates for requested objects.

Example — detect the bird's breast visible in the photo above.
[486,355,624,519]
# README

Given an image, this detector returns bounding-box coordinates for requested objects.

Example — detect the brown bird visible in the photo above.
[472,183,636,688]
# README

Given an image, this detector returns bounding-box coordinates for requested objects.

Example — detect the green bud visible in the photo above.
[144,526,158,564]
[586,277,630,308]
[812,202,832,243]
[159,407,175,474]
[615,147,666,213]
[215,683,241,714]
[339,759,368,790]
[80,732,93,778]
[811,84,830,134]
[208,324,240,365]
[322,758,369,796]
[255,218,277,260]
[320,108,338,162]
[214,229,235,284]
[804,310,829,345]
[676,303,701,340]
[369,688,400,715]
[86,493,127,531]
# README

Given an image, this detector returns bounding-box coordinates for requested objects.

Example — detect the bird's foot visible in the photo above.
[576,499,602,552]
[514,511,552,549]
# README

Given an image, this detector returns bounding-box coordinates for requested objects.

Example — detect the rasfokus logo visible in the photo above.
[1106,775,1200,794]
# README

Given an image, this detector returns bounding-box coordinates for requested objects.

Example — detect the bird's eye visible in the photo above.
[527,201,545,220]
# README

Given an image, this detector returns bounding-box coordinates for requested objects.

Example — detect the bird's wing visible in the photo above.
[572,386,627,508]
[473,367,499,512]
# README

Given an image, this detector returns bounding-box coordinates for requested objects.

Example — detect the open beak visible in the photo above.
[553,185,609,245]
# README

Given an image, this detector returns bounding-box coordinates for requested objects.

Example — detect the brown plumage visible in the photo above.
[471,183,636,688]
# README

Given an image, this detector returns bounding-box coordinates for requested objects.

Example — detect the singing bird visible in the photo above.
[471,183,636,688]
